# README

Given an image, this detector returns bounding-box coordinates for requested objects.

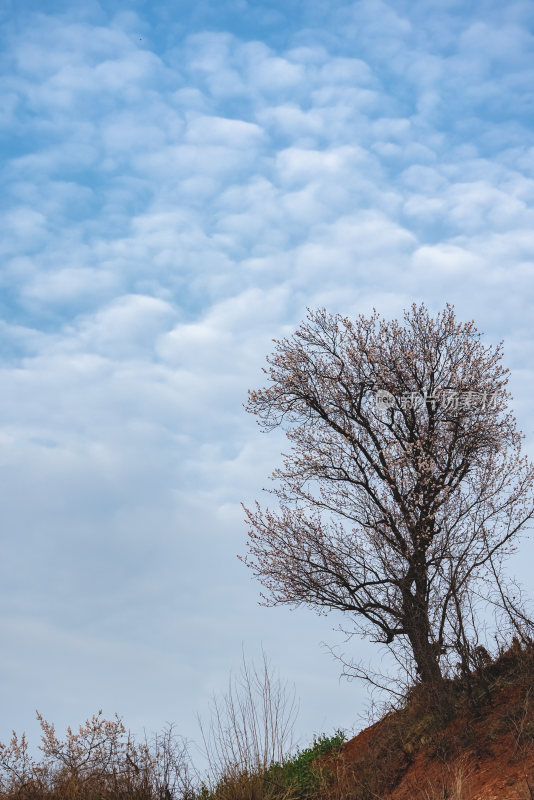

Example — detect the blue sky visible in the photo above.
[1,0,534,763]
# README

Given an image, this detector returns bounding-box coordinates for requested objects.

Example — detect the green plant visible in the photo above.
[274,730,346,797]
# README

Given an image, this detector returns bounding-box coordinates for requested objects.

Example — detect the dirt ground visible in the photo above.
[339,683,534,799]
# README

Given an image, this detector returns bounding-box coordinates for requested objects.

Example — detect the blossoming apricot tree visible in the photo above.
[242,304,534,688]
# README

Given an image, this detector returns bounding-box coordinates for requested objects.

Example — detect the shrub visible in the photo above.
[274,731,346,797]
[0,711,195,800]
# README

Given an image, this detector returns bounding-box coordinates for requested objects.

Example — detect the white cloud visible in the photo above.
[70,294,177,357]
[1,0,534,757]
[275,145,378,185]
[1,207,47,250]
[184,114,266,146]
[412,243,483,276]
[22,267,119,306]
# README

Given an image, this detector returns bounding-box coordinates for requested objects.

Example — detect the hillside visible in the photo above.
[1,641,534,799]
[327,640,534,800]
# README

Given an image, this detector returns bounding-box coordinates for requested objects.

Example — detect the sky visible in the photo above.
[1,0,534,770]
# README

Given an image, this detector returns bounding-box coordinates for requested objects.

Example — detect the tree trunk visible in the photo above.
[402,567,443,686]
[406,619,443,685]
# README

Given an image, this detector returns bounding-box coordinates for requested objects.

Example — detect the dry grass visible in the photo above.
[198,650,298,784]
[0,710,196,800]
[420,758,471,800]
[197,768,300,800]
[2,641,534,800]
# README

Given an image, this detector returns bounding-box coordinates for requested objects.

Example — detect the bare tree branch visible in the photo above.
[241,303,534,691]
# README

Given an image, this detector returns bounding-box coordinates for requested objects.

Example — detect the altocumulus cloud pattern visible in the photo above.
[0,0,534,750]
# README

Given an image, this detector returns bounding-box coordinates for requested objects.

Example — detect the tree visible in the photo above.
[241,303,534,690]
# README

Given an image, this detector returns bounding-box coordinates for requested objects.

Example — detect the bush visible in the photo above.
[0,710,195,800]
[274,731,346,797]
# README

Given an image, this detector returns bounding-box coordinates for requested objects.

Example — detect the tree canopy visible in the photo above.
[242,303,534,690]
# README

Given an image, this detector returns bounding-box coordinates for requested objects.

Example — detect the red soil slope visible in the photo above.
[337,681,534,800]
